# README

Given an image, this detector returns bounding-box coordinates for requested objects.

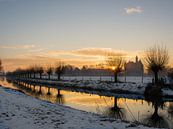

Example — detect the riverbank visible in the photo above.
[0,85,161,129]
[13,77,173,97]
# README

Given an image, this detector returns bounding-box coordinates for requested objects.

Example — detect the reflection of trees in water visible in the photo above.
[143,113,169,128]
[32,85,36,92]
[146,94,164,119]
[0,77,4,81]
[143,88,169,128]
[38,86,42,94]
[55,89,65,105]
[14,81,41,98]
[25,83,34,92]
[12,81,65,104]
[168,102,173,119]
[98,97,125,120]
[6,78,12,84]
[31,87,65,104]
[142,106,169,128]
[28,85,41,97]
[47,87,51,95]
[13,81,42,99]
[16,82,28,91]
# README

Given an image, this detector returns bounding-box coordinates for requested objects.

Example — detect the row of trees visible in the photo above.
[7,45,170,84]
[0,59,3,73]
[7,62,65,81]
[7,63,112,81]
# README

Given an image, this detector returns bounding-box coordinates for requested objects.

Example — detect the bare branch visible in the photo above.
[144,44,169,84]
[105,52,125,82]
[106,53,125,73]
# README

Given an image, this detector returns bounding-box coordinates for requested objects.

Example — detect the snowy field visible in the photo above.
[45,75,154,83]
[0,86,161,129]
[15,75,173,96]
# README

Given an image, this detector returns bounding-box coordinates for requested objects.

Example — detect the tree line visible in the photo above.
[6,63,113,80]
[7,62,65,81]
[0,59,4,74]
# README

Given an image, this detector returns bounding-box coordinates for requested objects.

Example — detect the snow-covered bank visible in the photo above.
[0,86,161,129]
[13,77,173,97]
[15,78,148,95]
[162,88,173,96]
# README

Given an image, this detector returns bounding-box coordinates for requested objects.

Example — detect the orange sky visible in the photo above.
[1,47,173,72]
[1,47,142,72]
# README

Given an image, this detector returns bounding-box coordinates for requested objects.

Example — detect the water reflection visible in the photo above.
[47,87,51,95]
[1,78,173,128]
[146,91,164,119]
[0,76,4,81]
[143,115,169,128]
[102,97,125,119]
[143,87,169,128]
[56,89,65,104]
[168,103,173,118]
[142,102,169,128]
[13,80,66,105]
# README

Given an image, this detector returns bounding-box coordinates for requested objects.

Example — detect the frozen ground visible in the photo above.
[44,76,154,83]
[0,86,162,129]
[73,80,147,94]
[17,77,173,97]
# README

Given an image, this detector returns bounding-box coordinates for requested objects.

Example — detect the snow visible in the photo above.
[14,76,173,98]
[18,78,148,95]
[162,88,173,96]
[74,80,147,94]
[0,86,161,129]
[61,76,153,83]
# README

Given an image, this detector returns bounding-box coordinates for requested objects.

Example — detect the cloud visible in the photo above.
[125,6,143,14]
[0,44,36,49]
[71,48,126,56]
[28,48,44,52]
[47,48,127,58]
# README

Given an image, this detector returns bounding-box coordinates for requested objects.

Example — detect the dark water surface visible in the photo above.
[0,77,173,128]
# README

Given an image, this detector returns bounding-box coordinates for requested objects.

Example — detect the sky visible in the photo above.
[0,0,173,71]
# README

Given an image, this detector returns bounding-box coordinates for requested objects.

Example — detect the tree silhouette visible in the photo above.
[106,53,125,82]
[56,89,65,104]
[144,45,169,84]
[100,97,125,120]
[36,66,44,79]
[30,66,37,79]
[46,66,53,80]
[55,61,65,81]
[0,59,3,72]
[143,91,168,128]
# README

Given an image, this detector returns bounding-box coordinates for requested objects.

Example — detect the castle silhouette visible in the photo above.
[124,56,144,76]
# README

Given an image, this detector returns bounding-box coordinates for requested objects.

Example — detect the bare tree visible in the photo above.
[25,68,31,78]
[30,65,39,79]
[106,53,125,83]
[36,66,44,79]
[27,67,34,78]
[55,61,65,81]
[15,68,23,78]
[0,59,3,72]
[144,45,169,84]
[46,66,53,80]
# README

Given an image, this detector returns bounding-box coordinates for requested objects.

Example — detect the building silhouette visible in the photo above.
[125,56,144,76]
